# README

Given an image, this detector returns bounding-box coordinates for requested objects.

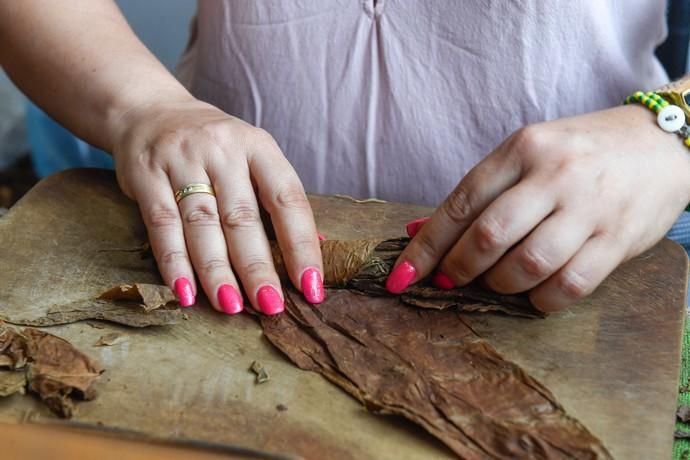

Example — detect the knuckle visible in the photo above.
[516,247,553,279]
[221,203,261,231]
[273,182,310,210]
[251,127,278,147]
[442,185,474,225]
[557,269,592,299]
[151,130,185,153]
[147,206,180,229]
[199,120,225,139]
[511,125,546,154]
[198,257,229,276]
[473,216,507,252]
[414,231,443,259]
[553,158,588,184]
[241,259,274,279]
[183,203,220,227]
[280,236,316,256]
[158,250,187,266]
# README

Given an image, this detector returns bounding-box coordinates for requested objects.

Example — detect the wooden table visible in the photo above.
[0,169,686,459]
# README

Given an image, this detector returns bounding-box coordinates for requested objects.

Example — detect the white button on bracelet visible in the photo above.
[658,105,686,132]
[624,91,690,148]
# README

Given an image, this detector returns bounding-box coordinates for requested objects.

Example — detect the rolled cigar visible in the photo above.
[270,238,542,317]
[270,238,397,287]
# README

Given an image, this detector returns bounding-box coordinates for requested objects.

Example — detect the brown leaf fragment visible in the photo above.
[94,332,127,347]
[679,405,690,423]
[250,361,269,384]
[34,300,181,328]
[97,283,177,312]
[0,326,104,418]
[676,430,690,439]
[261,289,611,459]
[0,327,29,369]
[0,371,26,397]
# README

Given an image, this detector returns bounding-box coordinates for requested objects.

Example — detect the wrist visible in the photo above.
[622,93,690,205]
[103,85,196,154]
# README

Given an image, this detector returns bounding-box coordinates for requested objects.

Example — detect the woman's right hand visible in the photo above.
[109,96,325,315]
[2,0,324,314]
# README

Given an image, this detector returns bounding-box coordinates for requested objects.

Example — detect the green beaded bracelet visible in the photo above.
[625,91,690,212]
[624,91,690,148]
[624,91,670,113]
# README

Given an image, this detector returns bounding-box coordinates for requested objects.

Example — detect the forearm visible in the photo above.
[0,0,193,151]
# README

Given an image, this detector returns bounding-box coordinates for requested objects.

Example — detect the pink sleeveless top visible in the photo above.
[177,1,669,205]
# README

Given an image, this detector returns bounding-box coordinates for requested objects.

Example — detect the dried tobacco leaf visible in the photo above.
[0,371,26,397]
[0,326,104,418]
[261,290,611,459]
[97,283,177,312]
[24,282,186,328]
[93,332,127,347]
[5,289,181,328]
[250,361,270,384]
[34,300,181,328]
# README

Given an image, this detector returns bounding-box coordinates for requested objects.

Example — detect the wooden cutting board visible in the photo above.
[0,169,686,459]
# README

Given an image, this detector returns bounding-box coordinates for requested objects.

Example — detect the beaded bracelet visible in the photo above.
[625,91,690,212]
[624,91,690,148]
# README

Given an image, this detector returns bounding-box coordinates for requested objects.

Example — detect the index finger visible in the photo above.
[249,136,324,304]
[386,143,522,293]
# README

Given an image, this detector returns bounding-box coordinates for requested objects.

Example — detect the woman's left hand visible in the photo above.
[388,104,690,312]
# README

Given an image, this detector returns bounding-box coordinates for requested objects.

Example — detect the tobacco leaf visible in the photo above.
[250,361,270,384]
[0,371,26,397]
[1,299,182,328]
[0,326,104,418]
[94,332,127,347]
[0,283,180,328]
[261,289,611,459]
[97,283,177,312]
[343,238,541,318]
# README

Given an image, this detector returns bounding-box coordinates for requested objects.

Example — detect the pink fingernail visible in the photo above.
[432,271,455,290]
[217,284,244,315]
[174,277,195,307]
[386,261,417,294]
[317,232,327,241]
[405,217,431,237]
[257,285,284,315]
[301,268,325,304]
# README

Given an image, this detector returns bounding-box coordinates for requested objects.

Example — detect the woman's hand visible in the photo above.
[111,97,324,315]
[389,104,690,312]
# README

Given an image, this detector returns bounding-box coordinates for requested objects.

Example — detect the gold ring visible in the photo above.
[174,183,215,203]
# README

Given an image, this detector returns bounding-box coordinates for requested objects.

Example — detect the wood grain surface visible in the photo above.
[0,169,686,459]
